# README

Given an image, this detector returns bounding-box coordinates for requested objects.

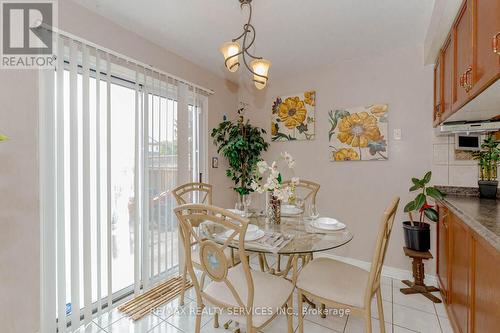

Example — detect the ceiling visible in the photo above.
[74,0,435,83]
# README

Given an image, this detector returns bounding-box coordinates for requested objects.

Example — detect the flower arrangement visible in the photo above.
[251,152,299,224]
[250,152,299,202]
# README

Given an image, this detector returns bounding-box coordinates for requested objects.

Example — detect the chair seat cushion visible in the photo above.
[297,257,369,308]
[203,265,294,328]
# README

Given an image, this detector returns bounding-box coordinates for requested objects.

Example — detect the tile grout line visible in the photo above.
[391,277,394,333]
[434,303,445,333]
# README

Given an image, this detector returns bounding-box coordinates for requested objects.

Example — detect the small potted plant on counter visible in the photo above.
[473,134,499,199]
[403,171,444,252]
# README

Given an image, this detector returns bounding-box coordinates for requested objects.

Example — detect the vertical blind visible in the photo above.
[39,33,210,333]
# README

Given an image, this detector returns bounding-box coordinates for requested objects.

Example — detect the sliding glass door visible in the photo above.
[40,35,209,332]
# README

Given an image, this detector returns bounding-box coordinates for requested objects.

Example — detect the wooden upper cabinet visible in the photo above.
[434,55,443,125]
[454,0,473,110]
[471,0,500,96]
[442,36,454,121]
[450,214,470,333]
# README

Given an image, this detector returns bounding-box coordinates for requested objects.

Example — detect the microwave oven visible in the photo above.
[455,133,482,151]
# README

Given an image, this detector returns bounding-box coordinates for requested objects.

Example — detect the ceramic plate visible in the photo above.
[281,205,303,216]
[224,228,265,241]
[311,219,346,231]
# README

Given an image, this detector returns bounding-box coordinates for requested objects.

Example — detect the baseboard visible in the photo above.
[316,253,438,286]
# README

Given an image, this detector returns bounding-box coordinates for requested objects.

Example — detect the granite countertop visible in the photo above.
[440,194,500,252]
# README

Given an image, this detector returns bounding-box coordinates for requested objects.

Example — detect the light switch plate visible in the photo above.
[393,128,402,140]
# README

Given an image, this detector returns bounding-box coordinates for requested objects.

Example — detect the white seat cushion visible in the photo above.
[297,257,369,308]
[203,265,294,328]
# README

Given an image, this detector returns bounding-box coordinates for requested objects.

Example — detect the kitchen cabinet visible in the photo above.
[454,0,473,111]
[449,214,470,333]
[436,204,449,302]
[471,0,500,97]
[437,203,500,333]
[471,235,500,333]
[442,36,454,122]
[434,55,443,125]
[433,0,500,126]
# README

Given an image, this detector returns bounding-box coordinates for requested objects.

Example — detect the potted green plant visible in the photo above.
[403,171,444,252]
[211,107,269,200]
[472,134,499,199]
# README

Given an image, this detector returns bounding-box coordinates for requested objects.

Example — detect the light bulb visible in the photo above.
[250,59,271,89]
[220,42,240,72]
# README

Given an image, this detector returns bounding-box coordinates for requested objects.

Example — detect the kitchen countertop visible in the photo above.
[440,195,500,251]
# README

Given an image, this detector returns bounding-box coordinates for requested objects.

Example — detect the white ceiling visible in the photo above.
[74,0,435,82]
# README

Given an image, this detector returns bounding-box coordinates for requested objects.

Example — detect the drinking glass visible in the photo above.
[235,201,244,214]
[307,203,319,220]
[296,198,305,211]
[243,195,252,217]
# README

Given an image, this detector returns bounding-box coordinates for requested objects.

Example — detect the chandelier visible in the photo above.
[219,0,271,89]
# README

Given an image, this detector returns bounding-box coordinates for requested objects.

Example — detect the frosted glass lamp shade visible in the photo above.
[250,59,271,89]
[220,42,241,72]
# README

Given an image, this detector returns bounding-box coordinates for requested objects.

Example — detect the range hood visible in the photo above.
[438,120,500,134]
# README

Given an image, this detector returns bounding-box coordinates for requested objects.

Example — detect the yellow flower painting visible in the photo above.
[329,104,388,161]
[272,91,315,141]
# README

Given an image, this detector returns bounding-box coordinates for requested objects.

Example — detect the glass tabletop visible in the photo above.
[199,214,353,255]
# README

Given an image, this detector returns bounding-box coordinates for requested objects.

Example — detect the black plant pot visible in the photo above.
[403,221,430,252]
[478,180,498,199]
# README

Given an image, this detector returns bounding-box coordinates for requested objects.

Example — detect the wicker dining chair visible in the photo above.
[260,180,320,272]
[172,182,239,307]
[174,204,295,333]
[281,179,320,208]
[296,197,400,333]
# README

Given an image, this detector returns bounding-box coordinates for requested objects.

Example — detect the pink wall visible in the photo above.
[239,45,436,272]
[0,1,238,331]
[0,70,40,332]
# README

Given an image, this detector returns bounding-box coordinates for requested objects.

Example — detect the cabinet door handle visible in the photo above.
[459,73,466,88]
[494,32,500,55]
[464,66,473,92]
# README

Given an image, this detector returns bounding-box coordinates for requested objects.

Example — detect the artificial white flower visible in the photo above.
[257,160,268,174]
[291,177,300,185]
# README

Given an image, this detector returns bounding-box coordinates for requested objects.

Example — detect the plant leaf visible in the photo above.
[423,171,432,184]
[423,208,439,222]
[426,187,444,200]
[409,184,420,192]
[404,201,416,213]
[414,193,426,210]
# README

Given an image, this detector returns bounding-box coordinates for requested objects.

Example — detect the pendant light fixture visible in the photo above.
[220,0,271,89]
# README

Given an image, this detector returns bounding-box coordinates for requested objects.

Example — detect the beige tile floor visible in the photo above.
[81,256,451,333]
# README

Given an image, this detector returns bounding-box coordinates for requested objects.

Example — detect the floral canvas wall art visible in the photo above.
[271,91,315,141]
[328,104,388,161]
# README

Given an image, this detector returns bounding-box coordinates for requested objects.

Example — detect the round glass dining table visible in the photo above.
[200,214,353,255]
[199,213,353,285]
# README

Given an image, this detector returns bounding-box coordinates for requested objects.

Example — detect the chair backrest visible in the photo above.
[172,182,213,206]
[174,204,254,311]
[365,197,400,304]
[282,179,320,205]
